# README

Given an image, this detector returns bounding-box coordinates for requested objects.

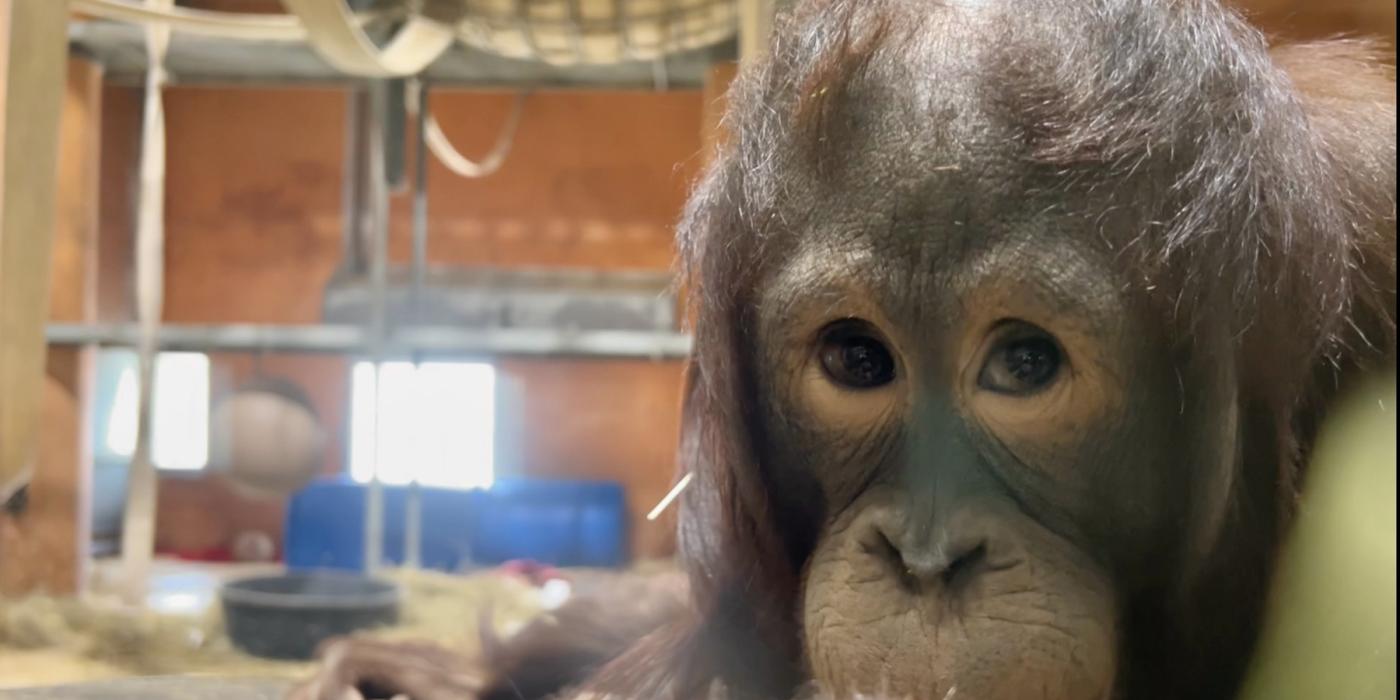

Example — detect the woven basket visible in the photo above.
[454,0,737,66]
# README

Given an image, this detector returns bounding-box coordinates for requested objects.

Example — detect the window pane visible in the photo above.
[101,351,210,471]
[152,353,210,470]
[349,361,495,490]
[104,364,139,457]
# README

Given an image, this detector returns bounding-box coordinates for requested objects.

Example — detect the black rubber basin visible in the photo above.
[220,572,401,660]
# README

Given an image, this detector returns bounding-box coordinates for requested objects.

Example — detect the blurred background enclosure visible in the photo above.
[0,0,1393,694]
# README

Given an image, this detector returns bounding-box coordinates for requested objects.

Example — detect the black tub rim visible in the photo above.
[219,571,401,611]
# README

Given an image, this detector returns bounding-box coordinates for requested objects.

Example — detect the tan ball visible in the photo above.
[230,529,277,563]
[210,377,326,497]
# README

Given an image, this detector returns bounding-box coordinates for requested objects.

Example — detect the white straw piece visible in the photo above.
[646,472,693,521]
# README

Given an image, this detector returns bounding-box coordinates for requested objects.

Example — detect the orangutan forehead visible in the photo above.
[718,0,1326,347]
[756,0,1272,175]
[774,2,994,173]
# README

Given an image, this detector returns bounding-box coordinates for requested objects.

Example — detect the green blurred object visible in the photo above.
[1239,374,1397,700]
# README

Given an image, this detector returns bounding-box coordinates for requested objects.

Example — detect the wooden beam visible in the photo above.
[0,54,102,597]
[0,0,71,503]
[739,0,777,65]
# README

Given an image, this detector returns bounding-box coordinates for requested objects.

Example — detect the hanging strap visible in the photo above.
[279,0,459,77]
[407,81,528,179]
[118,0,172,607]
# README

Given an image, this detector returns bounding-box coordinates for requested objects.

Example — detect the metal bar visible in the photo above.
[363,79,393,575]
[44,323,694,358]
[47,324,358,352]
[339,87,370,273]
[410,81,429,323]
[383,79,408,192]
[404,78,430,571]
[404,479,422,569]
[366,82,391,355]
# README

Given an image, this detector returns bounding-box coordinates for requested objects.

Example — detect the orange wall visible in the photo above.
[98,86,702,561]
[1235,0,1395,40]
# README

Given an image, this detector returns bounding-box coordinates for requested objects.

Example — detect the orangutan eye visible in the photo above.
[978,323,1064,396]
[818,321,897,389]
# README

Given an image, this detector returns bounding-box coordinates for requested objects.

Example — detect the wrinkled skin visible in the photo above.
[758,152,1170,699]
[291,1,1396,699]
[754,61,1210,690]
[751,21,1182,700]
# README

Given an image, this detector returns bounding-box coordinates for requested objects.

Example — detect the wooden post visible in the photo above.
[1,5,102,597]
[738,0,777,66]
[0,0,71,504]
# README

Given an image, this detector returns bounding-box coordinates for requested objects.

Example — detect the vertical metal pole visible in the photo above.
[383,79,408,193]
[410,82,429,317]
[339,88,369,275]
[362,80,390,574]
[337,88,367,539]
[403,80,430,571]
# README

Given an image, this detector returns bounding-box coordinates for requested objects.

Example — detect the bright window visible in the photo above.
[103,351,211,471]
[349,361,495,490]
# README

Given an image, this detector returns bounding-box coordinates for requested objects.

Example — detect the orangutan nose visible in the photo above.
[876,527,989,591]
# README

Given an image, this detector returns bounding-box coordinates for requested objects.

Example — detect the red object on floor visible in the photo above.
[498,559,563,586]
[160,543,282,563]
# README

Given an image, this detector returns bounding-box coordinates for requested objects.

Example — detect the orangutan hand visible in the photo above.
[285,636,487,700]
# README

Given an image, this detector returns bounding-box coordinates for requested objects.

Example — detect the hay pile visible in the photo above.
[375,567,548,651]
[0,591,248,679]
[0,567,548,689]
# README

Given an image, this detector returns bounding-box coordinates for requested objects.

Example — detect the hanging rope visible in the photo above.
[407,81,528,179]
[119,0,172,608]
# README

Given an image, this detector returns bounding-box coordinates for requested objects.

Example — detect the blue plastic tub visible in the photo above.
[284,476,628,572]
